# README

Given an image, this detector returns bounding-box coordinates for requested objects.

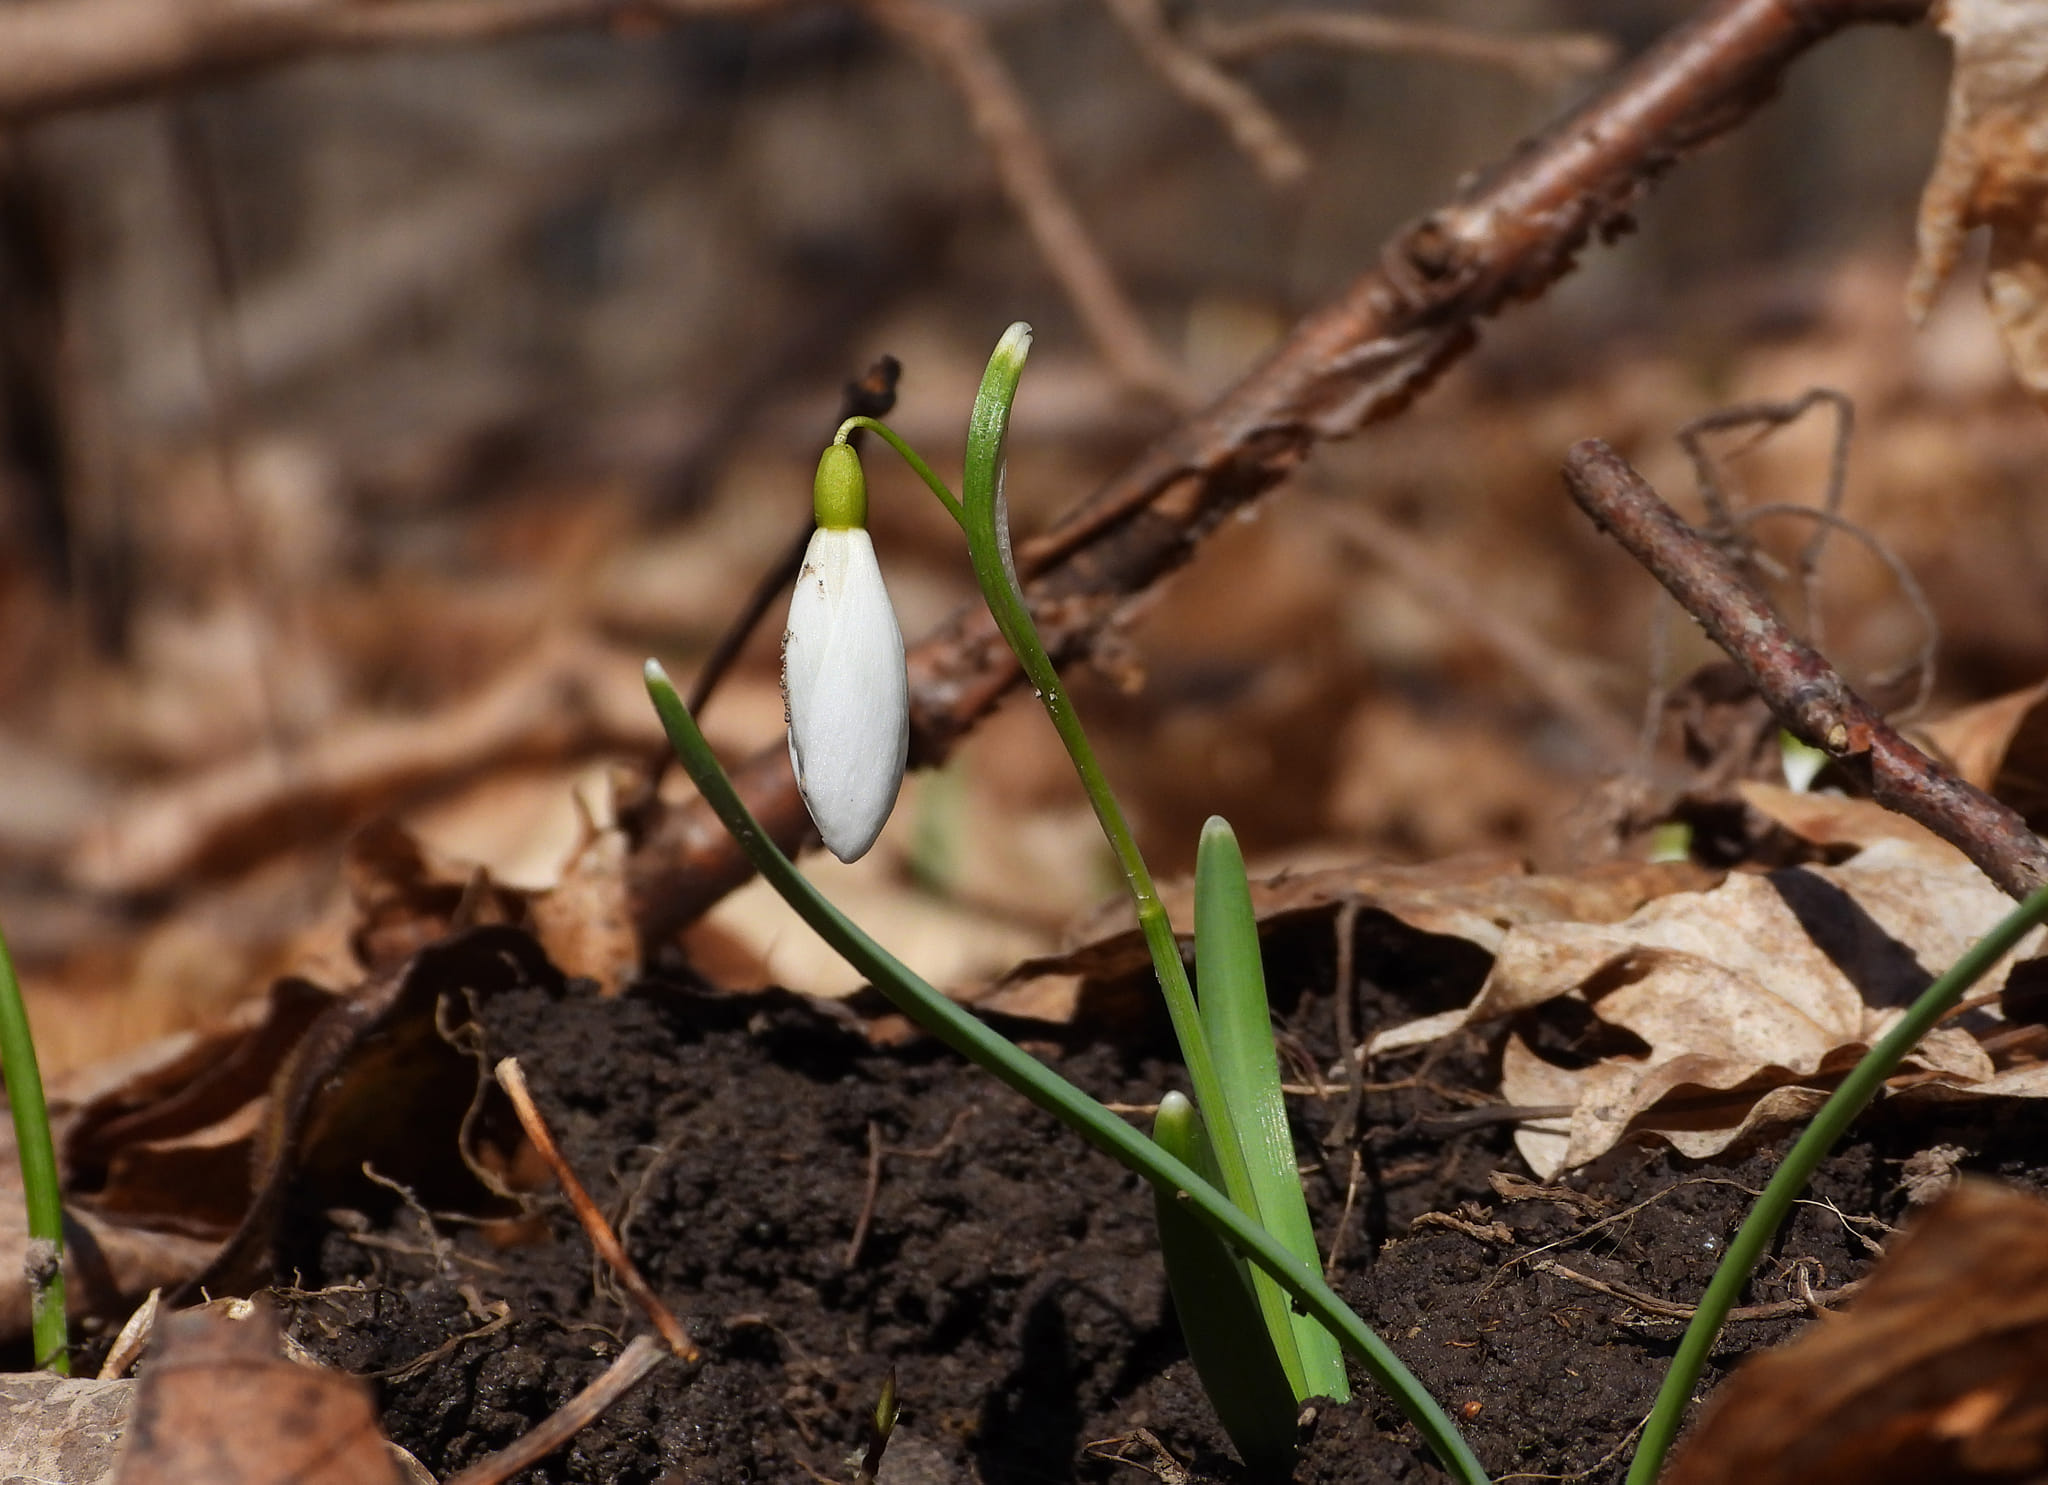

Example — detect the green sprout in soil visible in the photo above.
[652,320,2048,1483]
[0,919,67,1374]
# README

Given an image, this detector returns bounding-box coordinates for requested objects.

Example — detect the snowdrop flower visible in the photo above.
[781,442,908,862]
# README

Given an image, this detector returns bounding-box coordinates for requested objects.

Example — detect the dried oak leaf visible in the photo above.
[1913,676,2048,831]
[112,1302,404,1485]
[1375,837,2043,1177]
[1003,853,1707,990]
[1664,1180,2048,1485]
[0,980,338,1350]
[1908,0,2048,402]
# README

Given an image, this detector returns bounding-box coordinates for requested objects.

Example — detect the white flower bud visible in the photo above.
[781,521,908,863]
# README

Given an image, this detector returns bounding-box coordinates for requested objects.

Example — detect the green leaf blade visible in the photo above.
[1196,815,1350,1402]
[1152,1092,1301,1474]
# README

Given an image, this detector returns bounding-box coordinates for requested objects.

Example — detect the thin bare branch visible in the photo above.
[1100,0,1310,189]
[496,1056,699,1362]
[442,1334,667,1485]
[1561,438,2048,903]
[1193,9,1618,89]
[0,0,781,125]
[861,0,1198,407]
[628,0,1934,946]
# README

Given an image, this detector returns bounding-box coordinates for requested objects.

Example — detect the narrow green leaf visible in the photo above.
[949,326,1270,1307]
[1196,816,1350,1402]
[0,920,66,1373]
[1152,1092,1301,1474]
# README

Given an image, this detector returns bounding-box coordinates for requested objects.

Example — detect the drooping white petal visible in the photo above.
[782,526,908,862]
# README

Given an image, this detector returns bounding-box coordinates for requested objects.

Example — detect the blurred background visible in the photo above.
[2,0,2038,1071]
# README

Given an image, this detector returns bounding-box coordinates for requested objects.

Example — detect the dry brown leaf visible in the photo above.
[1909,0,2048,402]
[1381,837,2044,1176]
[1664,1180,2048,1485]
[67,633,658,896]
[1006,854,1710,992]
[112,1302,404,1485]
[0,981,340,1349]
[0,1372,134,1485]
[1915,677,2048,830]
[1738,780,1973,864]
[186,926,550,1299]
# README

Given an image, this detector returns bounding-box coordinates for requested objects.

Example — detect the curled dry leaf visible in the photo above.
[1377,837,2046,1178]
[0,927,558,1351]
[1664,1180,2048,1485]
[1002,853,1710,994]
[1913,675,2048,830]
[111,1302,405,1485]
[1909,0,2048,402]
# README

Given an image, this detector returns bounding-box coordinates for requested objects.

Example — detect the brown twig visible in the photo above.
[627,0,1936,946]
[843,1119,886,1270]
[495,1056,699,1362]
[0,0,784,124]
[1101,0,1309,189]
[1561,439,2048,903]
[1532,1258,1862,1322]
[1674,389,1940,717]
[442,1333,668,1485]
[860,0,1196,407]
[1191,10,1618,89]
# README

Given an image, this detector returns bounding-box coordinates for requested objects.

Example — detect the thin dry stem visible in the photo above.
[1562,438,2048,902]
[1193,9,1618,88]
[1101,0,1309,189]
[442,1333,668,1485]
[862,0,1197,406]
[495,1056,699,1362]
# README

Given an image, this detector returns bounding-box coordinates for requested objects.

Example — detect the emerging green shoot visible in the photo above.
[1196,816,1349,1403]
[853,1367,899,1485]
[1152,1092,1301,1474]
[0,921,67,1373]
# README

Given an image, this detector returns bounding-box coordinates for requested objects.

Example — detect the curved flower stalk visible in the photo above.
[782,443,909,863]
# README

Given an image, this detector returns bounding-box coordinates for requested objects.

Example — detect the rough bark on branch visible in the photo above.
[627,0,1936,947]
[1562,438,2048,904]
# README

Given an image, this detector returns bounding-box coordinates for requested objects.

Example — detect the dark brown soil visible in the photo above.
[270,916,2048,1484]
